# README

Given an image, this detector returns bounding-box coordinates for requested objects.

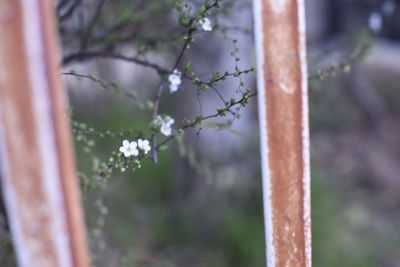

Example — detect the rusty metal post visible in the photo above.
[0,1,90,267]
[253,0,311,266]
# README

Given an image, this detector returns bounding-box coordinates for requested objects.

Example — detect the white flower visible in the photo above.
[161,116,174,136]
[169,83,179,93]
[369,12,382,33]
[163,116,175,126]
[119,140,139,157]
[153,115,175,136]
[168,69,182,93]
[161,124,172,136]
[137,139,151,154]
[199,18,213,31]
[153,115,163,125]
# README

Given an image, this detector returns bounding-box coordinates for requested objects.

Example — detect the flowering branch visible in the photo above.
[156,90,257,149]
[308,31,371,80]
[71,89,256,190]
[64,0,258,190]
[150,20,196,163]
[150,0,221,163]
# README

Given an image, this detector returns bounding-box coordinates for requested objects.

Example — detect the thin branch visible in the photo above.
[58,0,81,25]
[62,72,140,103]
[156,91,257,150]
[80,0,107,51]
[62,51,169,74]
[308,35,370,80]
[209,84,227,106]
[150,20,196,164]
[183,68,254,87]
[57,0,71,13]
[149,0,228,163]
[151,81,164,163]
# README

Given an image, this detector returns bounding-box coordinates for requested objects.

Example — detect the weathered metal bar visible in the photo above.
[253,0,311,266]
[0,1,90,267]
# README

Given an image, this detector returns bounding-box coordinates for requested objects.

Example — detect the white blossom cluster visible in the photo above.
[119,139,151,158]
[199,17,213,31]
[168,69,182,93]
[153,115,175,136]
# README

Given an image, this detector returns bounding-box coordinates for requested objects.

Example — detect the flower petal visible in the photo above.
[169,84,179,93]
[200,18,213,31]
[130,141,137,149]
[123,140,130,147]
[131,148,139,156]
[164,116,175,125]
[138,139,143,147]
[161,125,172,136]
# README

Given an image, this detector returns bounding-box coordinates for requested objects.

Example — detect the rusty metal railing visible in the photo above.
[253,0,311,266]
[0,1,90,267]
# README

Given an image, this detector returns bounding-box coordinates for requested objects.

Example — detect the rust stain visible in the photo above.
[260,0,309,266]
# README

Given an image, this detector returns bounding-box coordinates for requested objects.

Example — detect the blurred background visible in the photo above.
[1,0,400,266]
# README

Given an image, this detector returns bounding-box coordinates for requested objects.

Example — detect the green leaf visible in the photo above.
[146,99,154,110]
[179,17,191,28]
[184,61,192,73]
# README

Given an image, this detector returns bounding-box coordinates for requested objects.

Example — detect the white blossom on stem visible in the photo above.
[168,69,182,93]
[119,140,139,157]
[153,115,164,126]
[161,116,174,136]
[153,115,175,136]
[137,139,151,154]
[199,18,213,31]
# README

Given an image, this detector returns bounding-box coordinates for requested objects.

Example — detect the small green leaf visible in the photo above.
[146,99,154,110]
[184,61,192,73]
[179,17,191,28]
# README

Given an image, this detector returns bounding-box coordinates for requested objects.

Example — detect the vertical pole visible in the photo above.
[253,0,311,266]
[0,1,90,267]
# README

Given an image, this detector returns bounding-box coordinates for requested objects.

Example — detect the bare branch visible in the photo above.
[62,51,169,74]
[58,0,81,25]
[80,0,107,51]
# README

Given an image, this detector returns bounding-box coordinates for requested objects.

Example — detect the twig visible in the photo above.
[156,91,257,150]
[150,20,196,163]
[150,82,164,163]
[58,0,81,25]
[57,0,70,11]
[62,72,140,103]
[80,0,107,51]
[62,51,169,74]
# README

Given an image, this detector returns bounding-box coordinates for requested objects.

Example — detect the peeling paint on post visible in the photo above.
[0,1,90,267]
[253,0,311,266]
